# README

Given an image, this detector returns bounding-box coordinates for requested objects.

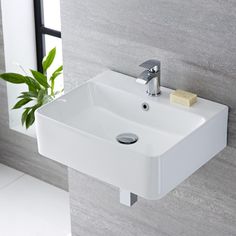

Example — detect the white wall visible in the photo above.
[1,0,37,136]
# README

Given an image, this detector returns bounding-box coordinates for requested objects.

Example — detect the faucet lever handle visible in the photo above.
[139,59,160,73]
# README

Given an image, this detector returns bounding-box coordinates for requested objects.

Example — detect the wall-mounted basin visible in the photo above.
[36,71,228,201]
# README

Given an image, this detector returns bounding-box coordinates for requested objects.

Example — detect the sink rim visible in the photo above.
[37,70,228,121]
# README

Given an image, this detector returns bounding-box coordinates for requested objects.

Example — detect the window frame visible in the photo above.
[33,0,61,73]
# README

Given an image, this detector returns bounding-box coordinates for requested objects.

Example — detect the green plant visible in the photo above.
[0,47,63,129]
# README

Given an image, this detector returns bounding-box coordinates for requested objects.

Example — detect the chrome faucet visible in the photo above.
[136,59,161,96]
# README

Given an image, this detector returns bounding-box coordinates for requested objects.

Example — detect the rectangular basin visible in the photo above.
[36,71,228,199]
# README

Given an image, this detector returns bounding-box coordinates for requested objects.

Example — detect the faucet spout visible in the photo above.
[136,71,154,85]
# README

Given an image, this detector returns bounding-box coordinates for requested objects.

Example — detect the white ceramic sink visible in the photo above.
[36,71,228,200]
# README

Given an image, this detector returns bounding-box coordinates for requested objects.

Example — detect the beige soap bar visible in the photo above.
[170,89,197,107]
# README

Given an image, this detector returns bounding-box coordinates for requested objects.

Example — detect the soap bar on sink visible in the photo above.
[170,89,197,107]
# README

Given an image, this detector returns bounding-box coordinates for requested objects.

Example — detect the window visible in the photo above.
[1,0,63,137]
[34,0,63,96]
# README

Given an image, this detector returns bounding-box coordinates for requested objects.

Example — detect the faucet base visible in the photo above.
[146,90,161,96]
[146,76,161,96]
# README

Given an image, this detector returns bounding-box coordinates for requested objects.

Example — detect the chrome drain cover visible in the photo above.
[116,133,138,144]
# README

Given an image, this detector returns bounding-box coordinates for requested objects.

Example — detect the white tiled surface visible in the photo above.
[0,164,71,236]
[0,164,23,189]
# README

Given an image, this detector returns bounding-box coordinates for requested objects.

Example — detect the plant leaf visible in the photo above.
[55,65,63,73]
[31,70,50,89]
[50,65,63,81]
[0,73,25,84]
[37,90,45,103]
[12,98,32,109]
[18,91,38,99]
[25,103,42,129]
[50,72,61,82]
[24,76,41,91]
[25,109,35,129]
[42,47,56,73]
[21,108,30,125]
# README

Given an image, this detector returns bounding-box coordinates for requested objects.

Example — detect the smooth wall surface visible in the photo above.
[0,2,68,191]
[60,0,236,235]
[1,0,38,132]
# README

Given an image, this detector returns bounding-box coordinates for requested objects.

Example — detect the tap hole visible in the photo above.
[142,102,149,111]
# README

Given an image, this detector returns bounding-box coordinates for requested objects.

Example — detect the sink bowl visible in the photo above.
[36,71,228,200]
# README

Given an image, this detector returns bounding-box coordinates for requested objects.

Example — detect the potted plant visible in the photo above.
[0,47,63,129]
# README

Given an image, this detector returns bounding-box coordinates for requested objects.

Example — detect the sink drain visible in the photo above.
[116,133,138,144]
